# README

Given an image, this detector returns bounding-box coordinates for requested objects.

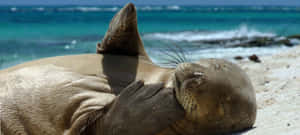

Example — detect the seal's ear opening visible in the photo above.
[97,3,152,62]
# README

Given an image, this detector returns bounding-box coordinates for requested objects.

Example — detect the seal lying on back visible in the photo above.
[0,3,257,135]
[97,3,257,135]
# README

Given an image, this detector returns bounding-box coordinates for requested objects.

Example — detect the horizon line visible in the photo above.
[0,4,300,7]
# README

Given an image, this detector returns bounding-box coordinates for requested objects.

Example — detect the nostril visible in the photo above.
[97,43,101,47]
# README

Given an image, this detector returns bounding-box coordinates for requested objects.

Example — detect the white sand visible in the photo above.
[234,46,300,135]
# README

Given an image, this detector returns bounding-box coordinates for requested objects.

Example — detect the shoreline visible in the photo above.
[235,45,300,134]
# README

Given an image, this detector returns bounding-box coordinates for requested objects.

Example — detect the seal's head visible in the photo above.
[172,59,257,134]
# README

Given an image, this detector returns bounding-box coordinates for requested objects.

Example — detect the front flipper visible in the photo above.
[83,81,185,135]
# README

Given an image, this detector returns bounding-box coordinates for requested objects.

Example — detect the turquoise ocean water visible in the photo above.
[1,5,300,69]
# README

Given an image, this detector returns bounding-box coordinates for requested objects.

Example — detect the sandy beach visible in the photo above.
[1,1,300,135]
[234,45,300,135]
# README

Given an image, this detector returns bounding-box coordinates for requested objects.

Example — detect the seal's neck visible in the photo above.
[135,61,176,88]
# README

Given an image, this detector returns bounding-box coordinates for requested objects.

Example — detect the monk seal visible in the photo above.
[96,3,257,134]
[0,3,257,135]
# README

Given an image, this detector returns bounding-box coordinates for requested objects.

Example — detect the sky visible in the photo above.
[0,0,300,6]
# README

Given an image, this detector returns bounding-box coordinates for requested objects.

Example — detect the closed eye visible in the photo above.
[194,72,204,76]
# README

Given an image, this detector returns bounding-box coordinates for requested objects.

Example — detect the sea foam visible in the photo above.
[143,25,276,42]
[10,7,17,12]
[57,7,118,12]
[166,5,181,10]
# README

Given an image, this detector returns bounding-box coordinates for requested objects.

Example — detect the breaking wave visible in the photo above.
[137,6,163,11]
[143,25,276,42]
[166,5,181,10]
[57,7,119,12]
[10,7,17,12]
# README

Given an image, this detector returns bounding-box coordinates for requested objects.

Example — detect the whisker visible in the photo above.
[156,41,191,67]
[166,45,185,62]
[161,48,183,63]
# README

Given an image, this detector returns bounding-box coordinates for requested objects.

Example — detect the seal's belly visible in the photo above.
[0,65,115,135]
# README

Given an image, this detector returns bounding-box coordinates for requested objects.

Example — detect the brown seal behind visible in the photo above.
[0,3,256,135]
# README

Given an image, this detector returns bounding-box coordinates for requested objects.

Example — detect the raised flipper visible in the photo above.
[97,3,152,62]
